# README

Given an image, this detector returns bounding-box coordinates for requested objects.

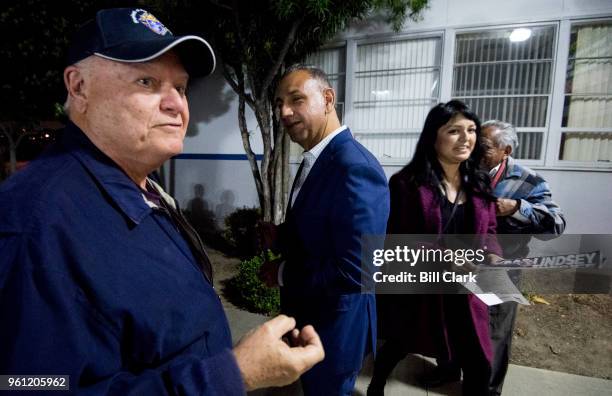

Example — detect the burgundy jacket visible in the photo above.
[379,171,500,363]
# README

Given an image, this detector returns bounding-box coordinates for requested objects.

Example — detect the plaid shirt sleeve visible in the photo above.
[494,161,566,237]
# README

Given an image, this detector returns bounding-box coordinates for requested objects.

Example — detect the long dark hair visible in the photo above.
[401,100,491,197]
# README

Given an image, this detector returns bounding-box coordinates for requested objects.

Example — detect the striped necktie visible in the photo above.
[290,155,314,207]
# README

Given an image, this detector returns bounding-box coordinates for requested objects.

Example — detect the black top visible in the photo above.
[441,194,467,234]
[440,191,477,251]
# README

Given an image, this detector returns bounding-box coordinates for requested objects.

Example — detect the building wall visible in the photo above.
[182,68,262,155]
[171,159,260,228]
[174,0,612,233]
[345,0,612,34]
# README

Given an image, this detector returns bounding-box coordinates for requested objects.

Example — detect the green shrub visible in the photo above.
[223,207,261,258]
[227,252,280,315]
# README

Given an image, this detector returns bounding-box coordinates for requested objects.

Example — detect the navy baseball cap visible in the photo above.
[67,8,215,77]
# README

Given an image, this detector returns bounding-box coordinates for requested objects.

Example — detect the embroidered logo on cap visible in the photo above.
[130,9,172,36]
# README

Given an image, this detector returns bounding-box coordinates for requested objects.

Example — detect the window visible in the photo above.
[560,20,612,163]
[453,25,556,161]
[352,36,442,161]
[303,18,612,170]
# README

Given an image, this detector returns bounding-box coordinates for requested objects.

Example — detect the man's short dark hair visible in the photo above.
[281,64,332,88]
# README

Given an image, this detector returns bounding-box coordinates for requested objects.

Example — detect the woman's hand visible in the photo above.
[486,253,505,265]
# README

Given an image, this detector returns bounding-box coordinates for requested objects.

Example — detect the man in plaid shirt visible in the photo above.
[481,120,566,396]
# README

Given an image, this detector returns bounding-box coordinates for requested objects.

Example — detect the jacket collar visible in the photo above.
[417,184,489,234]
[62,121,154,225]
[291,128,353,210]
[505,156,522,178]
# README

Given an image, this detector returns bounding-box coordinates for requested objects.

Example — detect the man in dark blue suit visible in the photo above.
[262,65,390,395]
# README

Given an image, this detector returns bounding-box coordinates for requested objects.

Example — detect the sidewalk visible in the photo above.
[353,355,612,396]
[224,307,612,396]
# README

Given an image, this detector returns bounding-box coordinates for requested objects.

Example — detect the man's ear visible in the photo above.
[323,87,336,114]
[64,65,88,114]
[504,145,513,157]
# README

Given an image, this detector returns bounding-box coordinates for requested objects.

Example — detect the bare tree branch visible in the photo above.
[230,0,249,70]
[220,62,241,94]
[15,129,37,147]
[258,18,303,102]
[221,63,256,111]
[247,73,259,104]
[1,122,37,175]
[208,0,233,12]
[0,123,14,147]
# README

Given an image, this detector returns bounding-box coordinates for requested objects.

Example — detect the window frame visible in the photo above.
[451,21,559,169]
[548,17,612,170]
[348,31,444,165]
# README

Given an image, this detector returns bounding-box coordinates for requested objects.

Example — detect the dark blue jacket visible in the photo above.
[279,129,390,376]
[0,122,244,395]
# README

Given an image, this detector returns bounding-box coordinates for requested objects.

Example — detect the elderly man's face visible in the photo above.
[481,126,509,170]
[83,51,189,170]
[275,70,330,151]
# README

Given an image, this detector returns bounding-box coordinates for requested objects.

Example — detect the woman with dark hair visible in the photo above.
[368,100,501,396]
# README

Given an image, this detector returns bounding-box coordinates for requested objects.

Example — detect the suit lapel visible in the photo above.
[291,129,353,212]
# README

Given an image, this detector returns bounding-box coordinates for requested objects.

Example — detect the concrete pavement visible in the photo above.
[224,307,612,396]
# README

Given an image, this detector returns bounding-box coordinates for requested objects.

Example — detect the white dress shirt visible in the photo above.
[290,125,348,207]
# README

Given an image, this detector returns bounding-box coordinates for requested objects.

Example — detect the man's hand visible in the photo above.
[259,259,281,287]
[233,315,325,391]
[495,198,520,217]
[258,221,278,251]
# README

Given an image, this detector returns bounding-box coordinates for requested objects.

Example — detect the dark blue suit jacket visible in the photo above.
[278,129,390,375]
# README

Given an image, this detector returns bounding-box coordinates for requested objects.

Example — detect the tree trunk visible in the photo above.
[237,97,289,223]
[254,101,273,222]
[9,143,16,174]
[237,95,265,211]
[219,62,291,223]
[0,123,39,176]
[281,132,290,216]
[271,116,290,224]
[0,124,17,175]
[227,71,288,223]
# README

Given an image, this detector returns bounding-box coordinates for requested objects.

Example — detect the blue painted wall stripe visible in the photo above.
[174,153,264,161]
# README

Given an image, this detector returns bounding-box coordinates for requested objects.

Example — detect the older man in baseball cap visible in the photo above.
[0,8,323,395]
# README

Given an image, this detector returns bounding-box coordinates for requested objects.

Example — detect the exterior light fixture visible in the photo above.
[371,90,391,98]
[509,28,532,42]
